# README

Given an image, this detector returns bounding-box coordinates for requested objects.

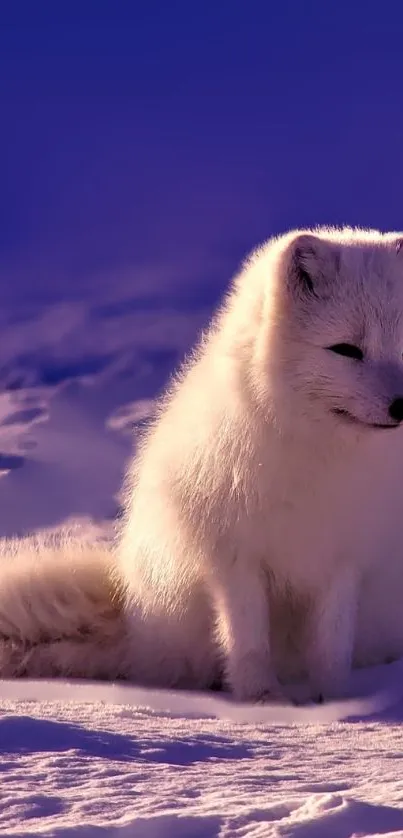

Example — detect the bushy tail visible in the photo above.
[0,532,130,679]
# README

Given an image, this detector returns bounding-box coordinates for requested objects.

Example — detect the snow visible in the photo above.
[2,678,403,837]
[1,291,403,837]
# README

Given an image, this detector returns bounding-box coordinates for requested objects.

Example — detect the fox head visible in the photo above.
[249,227,403,437]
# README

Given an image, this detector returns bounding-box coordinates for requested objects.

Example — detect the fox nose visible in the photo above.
[388,397,403,423]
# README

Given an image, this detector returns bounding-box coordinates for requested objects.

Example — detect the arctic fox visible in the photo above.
[2,226,403,703]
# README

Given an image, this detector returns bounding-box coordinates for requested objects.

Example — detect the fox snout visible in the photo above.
[388,397,403,423]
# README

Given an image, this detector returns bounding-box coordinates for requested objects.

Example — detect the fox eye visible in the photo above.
[327,343,364,361]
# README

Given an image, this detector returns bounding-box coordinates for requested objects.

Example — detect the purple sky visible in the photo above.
[2,2,403,305]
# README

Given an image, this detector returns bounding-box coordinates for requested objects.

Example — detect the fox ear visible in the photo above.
[287,233,337,299]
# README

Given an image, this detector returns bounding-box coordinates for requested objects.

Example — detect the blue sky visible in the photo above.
[1,2,403,303]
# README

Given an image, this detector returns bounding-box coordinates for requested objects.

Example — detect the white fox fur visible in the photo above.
[0,533,130,680]
[2,226,403,702]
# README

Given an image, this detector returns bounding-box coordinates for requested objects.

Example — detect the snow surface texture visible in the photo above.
[1,295,403,836]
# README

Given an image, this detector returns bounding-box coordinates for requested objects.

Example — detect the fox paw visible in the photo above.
[233,680,289,705]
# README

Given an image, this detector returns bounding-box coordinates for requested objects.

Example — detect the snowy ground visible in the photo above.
[1,290,403,837]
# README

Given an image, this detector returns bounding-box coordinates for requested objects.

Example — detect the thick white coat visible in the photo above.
[2,227,403,701]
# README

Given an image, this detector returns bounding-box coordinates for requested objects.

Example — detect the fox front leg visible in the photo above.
[210,556,286,703]
[305,569,358,701]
